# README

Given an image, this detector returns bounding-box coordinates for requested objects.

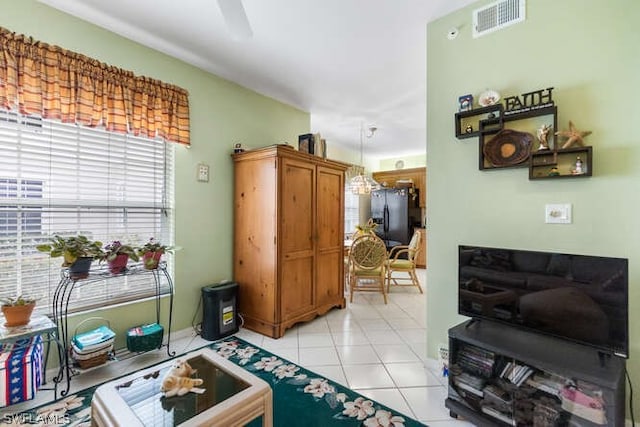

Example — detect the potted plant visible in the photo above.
[1,295,37,327]
[101,241,140,274]
[354,218,378,237]
[36,235,103,279]
[137,238,176,270]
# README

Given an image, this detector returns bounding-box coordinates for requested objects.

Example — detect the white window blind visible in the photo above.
[344,190,360,238]
[0,110,175,314]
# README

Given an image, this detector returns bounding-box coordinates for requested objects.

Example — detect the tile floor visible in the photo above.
[11,269,474,426]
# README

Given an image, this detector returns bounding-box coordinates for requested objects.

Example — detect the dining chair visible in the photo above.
[386,231,424,294]
[348,234,388,304]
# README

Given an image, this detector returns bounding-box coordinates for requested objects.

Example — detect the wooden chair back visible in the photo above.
[349,234,388,271]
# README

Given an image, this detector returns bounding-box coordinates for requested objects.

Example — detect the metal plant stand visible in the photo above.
[52,261,174,396]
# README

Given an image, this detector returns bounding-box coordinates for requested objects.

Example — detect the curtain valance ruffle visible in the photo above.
[0,27,190,145]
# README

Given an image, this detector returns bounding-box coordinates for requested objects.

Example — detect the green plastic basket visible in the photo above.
[126,323,164,352]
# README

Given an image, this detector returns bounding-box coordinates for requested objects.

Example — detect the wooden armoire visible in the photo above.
[232,145,349,338]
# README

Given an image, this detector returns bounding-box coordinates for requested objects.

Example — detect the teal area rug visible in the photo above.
[10,336,427,426]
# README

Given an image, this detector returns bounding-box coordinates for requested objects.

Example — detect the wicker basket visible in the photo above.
[71,317,114,369]
[71,347,111,369]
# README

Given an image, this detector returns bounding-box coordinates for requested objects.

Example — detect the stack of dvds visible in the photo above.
[483,384,513,410]
[451,369,485,409]
[456,343,495,378]
[500,361,535,386]
[453,371,486,397]
[480,383,516,426]
[481,405,516,426]
[533,396,563,426]
[512,384,538,424]
[525,371,566,395]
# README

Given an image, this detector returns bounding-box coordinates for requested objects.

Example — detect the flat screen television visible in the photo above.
[458,245,628,358]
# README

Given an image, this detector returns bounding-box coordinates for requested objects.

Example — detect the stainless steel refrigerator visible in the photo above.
[370,188,420,248]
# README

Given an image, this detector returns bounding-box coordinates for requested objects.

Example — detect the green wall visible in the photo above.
[1,1,310,350]
[427,0,640,414]
[327,144,360,166]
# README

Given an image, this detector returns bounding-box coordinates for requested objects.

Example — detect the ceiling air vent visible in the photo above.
[473,0,526,38]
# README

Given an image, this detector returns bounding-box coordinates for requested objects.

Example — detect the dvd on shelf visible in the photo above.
[481,405,516,426]
[500,361,535,386]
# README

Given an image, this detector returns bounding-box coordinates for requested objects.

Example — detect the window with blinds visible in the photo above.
[0,110,175,315]
[344,190,360,238]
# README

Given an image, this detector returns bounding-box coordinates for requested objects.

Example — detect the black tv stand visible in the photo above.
[598,351,612,368]
[465,318,480,329]
[446,320,626,426]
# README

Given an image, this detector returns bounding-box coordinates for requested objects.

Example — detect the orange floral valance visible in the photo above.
[0,27,190,145]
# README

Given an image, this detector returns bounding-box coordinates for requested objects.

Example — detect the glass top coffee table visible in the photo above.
[92,348,272,426]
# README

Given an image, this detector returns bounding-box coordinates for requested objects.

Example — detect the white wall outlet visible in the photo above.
[197,163,210,182]
[545,203,571,224]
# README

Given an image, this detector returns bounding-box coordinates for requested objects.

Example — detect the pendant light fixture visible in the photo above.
[349,123,381,195]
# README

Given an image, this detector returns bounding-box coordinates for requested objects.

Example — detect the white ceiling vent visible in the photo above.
[473,0,526,38]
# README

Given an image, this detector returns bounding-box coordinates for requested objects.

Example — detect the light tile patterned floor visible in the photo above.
[10,269,474,426]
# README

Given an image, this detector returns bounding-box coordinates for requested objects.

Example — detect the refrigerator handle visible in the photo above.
[384,205,389,232]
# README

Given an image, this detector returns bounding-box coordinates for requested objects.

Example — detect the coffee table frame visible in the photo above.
[92,347,272,427]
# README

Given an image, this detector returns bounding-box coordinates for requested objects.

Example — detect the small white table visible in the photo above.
[92,347,273,427]
[0,315,64,398]
[0,315,57,344]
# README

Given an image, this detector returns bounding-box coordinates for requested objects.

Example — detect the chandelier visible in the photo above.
[349,123,381,195]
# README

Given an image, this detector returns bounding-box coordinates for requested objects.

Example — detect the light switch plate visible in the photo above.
[545,203,571,224]
[197,163,209,182]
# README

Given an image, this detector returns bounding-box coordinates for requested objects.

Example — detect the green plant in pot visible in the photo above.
[101,241,140,274]
[36,235,103,279]
[137,238,177,270]
[354,218,378,237]
[1,295,37,327]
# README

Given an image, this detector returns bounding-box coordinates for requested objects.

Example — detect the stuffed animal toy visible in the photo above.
[161,359,205,397]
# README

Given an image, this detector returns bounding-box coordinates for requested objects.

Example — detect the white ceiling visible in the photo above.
[39,0,477,158]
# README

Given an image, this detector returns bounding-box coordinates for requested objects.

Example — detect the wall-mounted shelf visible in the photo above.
[455,104,503,139]
[529,146,592,180]
[454,101,594,181]
[478,106,558,171]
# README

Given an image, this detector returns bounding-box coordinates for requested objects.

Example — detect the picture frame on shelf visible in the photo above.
[458,94,473,112]
[298,133,314,154]
[314,136,327,159]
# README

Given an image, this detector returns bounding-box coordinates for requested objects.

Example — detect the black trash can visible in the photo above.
[201,281,239,341]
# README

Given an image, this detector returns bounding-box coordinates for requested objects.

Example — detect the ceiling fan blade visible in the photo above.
[217,0,253,40]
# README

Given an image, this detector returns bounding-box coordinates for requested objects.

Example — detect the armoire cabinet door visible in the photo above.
[316,166,345,308]
[233,156,278,324]
[280,158,315,320]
